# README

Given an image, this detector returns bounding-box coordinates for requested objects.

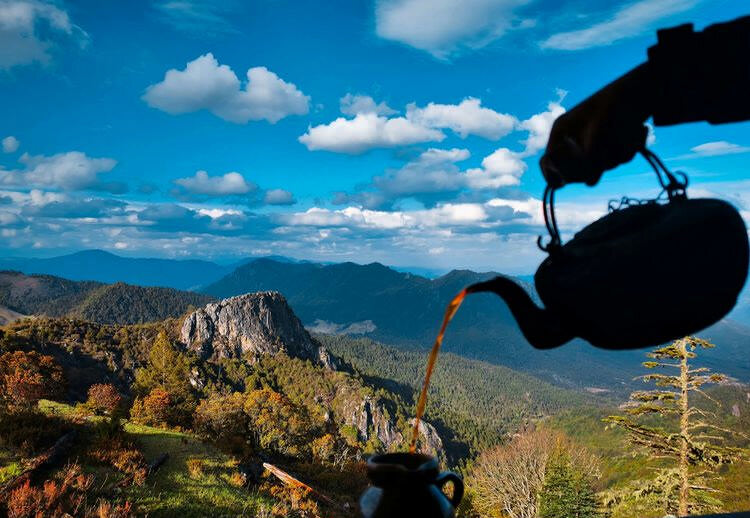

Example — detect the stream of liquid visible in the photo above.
[409,288,469,453]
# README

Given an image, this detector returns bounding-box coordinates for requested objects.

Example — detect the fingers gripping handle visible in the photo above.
[435,471,464,508]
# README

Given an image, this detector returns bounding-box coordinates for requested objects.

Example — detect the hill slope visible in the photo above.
[203,259,750,391]
[0,271,214,324]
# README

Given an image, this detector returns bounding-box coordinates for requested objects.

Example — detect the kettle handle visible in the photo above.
[435,471,464,508]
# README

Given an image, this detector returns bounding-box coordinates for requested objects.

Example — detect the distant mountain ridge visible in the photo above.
[0,250,231,290]
[203,259,750,390]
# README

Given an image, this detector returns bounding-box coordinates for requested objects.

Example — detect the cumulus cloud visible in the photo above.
[407,98,516,139]
[517,92,566,156]
[541,0,697,51]
[143,53,310,124]
[174,170,255,196]
[302,93,564,155]
[2,136,19,153]
[340,93,397,116]
[21,197,126,219]
[299,112,444,154]
[264,188,296,206]
[0,0,86,70]
[466,147,527,188]
[0,151,123,192]
[375,0,529,58]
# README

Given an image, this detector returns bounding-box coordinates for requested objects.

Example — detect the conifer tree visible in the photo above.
[539,451,600,518]
[604,337,744,515]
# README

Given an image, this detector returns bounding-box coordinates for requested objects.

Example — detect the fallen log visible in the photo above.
[0,430,77,496]
[262,462,338,508]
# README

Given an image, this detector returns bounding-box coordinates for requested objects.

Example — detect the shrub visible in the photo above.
[6,463,93,518]
[86,384,122,415]
[186,458,204,479]
[193,392,249,455]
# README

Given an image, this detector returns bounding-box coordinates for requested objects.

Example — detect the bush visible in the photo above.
[86,384,122,416]
[6,463,93,518]
[193,392,249,455]
[87,434,148,485]
[130,388,172,427]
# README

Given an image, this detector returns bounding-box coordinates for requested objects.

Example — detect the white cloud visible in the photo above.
[0,0,84,70]
[373,147,471,196]
[406,97,516,139]
[2,135,19,153]
[375,0,529,58]
[517,92,566,156]
[689,141,750,157]
[299,112,444,154]
[174,170,254,195]
[264,188,296,206]
[466,147,527,188]
[541,0,697,51]
[340,93,397,116]
[0,151,120,192]
[143,53,310,124]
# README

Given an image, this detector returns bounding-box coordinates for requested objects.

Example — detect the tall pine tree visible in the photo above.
[604,337,744,515]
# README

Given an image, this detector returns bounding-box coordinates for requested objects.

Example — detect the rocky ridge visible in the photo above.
[181,291,334,366]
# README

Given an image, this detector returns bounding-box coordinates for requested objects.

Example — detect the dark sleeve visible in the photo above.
[649,16,750,126]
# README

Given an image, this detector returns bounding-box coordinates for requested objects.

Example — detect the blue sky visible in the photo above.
[2,0,750,273]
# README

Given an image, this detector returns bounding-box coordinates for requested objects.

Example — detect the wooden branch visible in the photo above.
[263,462,338,508]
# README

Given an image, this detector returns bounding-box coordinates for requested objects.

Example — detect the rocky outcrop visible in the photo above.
[180,291,324,363]
[340,396,404,449]
[409,419,444,457]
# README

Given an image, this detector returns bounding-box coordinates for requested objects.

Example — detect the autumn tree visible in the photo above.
[133,332,195,424]
[130,387,172,426]
[0,351,64,411]
[86,383,122,416]
[244,387,314,457]
[468,428,600,518]
[604,337,744,515]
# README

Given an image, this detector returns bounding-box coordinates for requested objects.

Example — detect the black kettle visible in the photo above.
[467,161,749,351]
[359,453,464,518]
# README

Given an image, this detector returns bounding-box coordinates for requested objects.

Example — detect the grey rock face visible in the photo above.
[409,418,444,457]
[180,291,321,362]
[341,396,404,449]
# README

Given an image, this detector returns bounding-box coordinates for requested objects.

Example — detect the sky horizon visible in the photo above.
[2,0,750,274]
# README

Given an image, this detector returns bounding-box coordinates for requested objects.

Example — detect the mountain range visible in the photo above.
[2,250,749,391]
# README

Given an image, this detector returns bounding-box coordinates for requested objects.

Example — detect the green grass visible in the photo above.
[122,422,272,517]
[33,400,272,517]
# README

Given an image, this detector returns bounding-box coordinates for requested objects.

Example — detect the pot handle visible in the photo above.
[435,471,464,508]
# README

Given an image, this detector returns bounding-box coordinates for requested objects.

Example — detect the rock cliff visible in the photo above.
[180,291,332,365]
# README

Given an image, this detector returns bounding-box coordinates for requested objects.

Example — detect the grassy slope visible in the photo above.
[8,401,272,517]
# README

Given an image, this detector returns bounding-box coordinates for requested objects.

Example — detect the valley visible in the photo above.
[0,251,748,517]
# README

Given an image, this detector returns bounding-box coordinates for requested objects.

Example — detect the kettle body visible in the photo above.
[469,198,749,350]
[537,198,748,349]
[359,453,463,518]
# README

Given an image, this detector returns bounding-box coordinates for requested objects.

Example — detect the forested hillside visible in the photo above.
[204,259,750,391]
[0,271,214,324]
[319,334,595,456]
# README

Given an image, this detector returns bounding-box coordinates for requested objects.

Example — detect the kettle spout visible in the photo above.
[467,276,574,349]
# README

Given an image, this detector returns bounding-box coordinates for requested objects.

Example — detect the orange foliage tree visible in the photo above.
[0,351,64,411]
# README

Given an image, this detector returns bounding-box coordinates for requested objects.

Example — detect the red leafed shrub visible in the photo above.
[87,434,148,485]
[0,351,64,410]
[86,384,122,415]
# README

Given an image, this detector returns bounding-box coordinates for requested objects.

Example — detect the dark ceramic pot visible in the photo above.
[359,452,463,518]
